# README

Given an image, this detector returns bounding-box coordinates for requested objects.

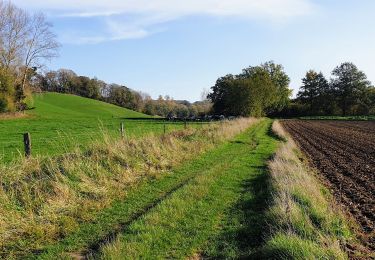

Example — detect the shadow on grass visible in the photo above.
[206,166,271,258]
[267,124,286,143]
[203,123,278,258]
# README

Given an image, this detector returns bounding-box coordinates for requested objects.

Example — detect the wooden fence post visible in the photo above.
[184,120,187,129]
[23,133,31,158]
[120,122,124,138]
[164,123,166,135]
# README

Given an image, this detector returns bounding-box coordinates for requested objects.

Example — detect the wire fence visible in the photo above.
[0,120,212,162]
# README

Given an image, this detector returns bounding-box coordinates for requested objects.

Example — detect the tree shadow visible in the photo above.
[203,124,279,258]
[207,167,271,258]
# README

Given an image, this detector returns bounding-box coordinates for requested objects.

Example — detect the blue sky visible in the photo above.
[12,0,375,101]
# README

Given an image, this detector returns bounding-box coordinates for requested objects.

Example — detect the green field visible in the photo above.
[0,93,192,162]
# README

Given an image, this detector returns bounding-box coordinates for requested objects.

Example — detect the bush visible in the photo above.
[0,97,7,112]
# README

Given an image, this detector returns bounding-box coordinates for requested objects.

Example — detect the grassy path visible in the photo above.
[98,119,278,259]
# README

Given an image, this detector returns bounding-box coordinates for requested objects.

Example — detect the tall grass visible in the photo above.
[0,118,257,258]
[261,121,355,259]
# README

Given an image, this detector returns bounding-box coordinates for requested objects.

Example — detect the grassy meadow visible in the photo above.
[0,93,196,162]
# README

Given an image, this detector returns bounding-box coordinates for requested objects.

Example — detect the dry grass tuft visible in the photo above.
[0,112,30,120]
[262,120,354,259]
[0,118,257,258]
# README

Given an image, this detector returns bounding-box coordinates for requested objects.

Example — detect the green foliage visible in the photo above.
[332,62,373,116]
[208,61,292,117]
[278,62,375,117]
[0,68,16,112]
[107,85,139,110]
[297,70,331,115]
[142,96,211,117]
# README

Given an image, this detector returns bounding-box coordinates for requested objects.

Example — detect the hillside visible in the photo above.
[0,93,159,162]
[28,93,148,119]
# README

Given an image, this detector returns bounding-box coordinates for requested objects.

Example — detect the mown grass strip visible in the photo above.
[98,119,278,259]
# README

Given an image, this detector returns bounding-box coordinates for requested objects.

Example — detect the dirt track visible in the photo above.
[282,120,375,251]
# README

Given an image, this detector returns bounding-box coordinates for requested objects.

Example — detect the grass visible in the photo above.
[0,93,196,162]
[260,120,356,259]
[299,115,375,121]
[0,117,256,259]
[96,119,278,259]
[1,115,359,259]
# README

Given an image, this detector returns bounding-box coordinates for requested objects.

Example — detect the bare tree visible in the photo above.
[0,1,28,69]
[0,1,60,107]
[21,13,60,93]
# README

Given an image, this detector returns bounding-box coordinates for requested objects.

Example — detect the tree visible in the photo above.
[331,62,372,116]
[208,74,236,115]
[208,63,286,117]
[0,1,59,110]
[241,61,292,113]
[21,13,60,97]
[0,67,15,111]
[57,69,77,93]
[297,70,330,115]
[0,1,28,69]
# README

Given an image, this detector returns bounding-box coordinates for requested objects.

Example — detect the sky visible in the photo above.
[11,0,375,101]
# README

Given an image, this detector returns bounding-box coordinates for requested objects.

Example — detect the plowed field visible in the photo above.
[282,120,375,251]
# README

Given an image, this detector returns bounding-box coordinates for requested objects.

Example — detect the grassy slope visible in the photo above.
[97,119,278,259]
[0,93,185,162]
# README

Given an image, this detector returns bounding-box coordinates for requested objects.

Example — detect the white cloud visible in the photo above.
[12,0,315,44]
[15,0,314,18]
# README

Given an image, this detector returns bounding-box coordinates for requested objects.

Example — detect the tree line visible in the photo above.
[208,61,375,117]
[32,68,212,117]
[284,62,375,117]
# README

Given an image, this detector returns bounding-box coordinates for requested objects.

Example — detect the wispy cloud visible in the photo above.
[13,0,316,44]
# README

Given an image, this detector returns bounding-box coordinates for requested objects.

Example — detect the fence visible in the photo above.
[0,120,209,161]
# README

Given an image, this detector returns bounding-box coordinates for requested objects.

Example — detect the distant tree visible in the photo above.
[208,74,236,115]
[208,63,287,117]
[297,70,330,115]
[367,87,375,114]
[57,69,77,93]
[331,62,373,115]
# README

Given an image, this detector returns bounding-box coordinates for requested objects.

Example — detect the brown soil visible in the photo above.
[282,120,375,254]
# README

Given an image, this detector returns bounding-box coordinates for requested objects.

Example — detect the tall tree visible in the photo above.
[297,70,330,115]
[331,62,372,115]
[208,66,279,117]
[207,74,236,116]
[0,1,59,110]
[240,61,292,112]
